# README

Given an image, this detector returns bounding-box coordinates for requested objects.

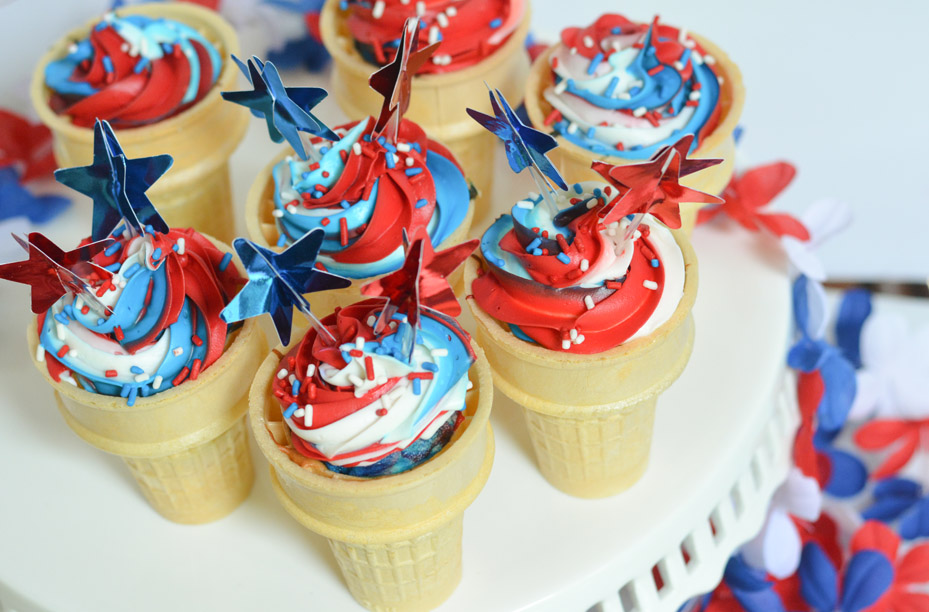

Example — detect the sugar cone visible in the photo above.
[320,0,531,224]
[30,2,248,243]
[26,237,266,524]
[524,35,745,234]
[244,147,475,316]
[464,229,697,498]
[250,340,494,612]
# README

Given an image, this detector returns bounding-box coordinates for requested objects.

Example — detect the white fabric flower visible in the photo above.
[782,198,852,281]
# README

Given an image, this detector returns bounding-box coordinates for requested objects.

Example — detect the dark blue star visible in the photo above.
[220,229,351,345]
[223,56,337,160]
[54,119,171,241]
[467,88,567,191]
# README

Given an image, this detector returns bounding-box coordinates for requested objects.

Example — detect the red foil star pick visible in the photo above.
[697,161,810,240]
[0,109,56,183]
[361,229,478,331]
[369,17,439,138]
[592,135,724,228]
[0,232,113,314]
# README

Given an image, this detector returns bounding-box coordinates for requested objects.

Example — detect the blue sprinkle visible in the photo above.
[277,234,288,247]
[120,384,131,398]
[363,134,371,142]
[319,146,330,155]
[629,86,642,96]
[410,142,422,153]
[283,403,298,419]
[556,253,571,265]
[339,0,347,8]
[161,43,173,54]
[526,237,542,252]
[488,254,506,268]
[489,17,502,29]
[112,225,125,236]
[532,248,542,256]
[377,136,386,145]
[54,313,70,325]
[573,183,583,194]
[419,19,426,29]
[127,388,138,406]
[63,304,76,319]
[292,379,301,396]
[172,243,179,252]
[593,188,603,198]
[130,365,144,374]
[105,262,122,273]
[97,318,106,325]
[302,171,311,179]
[412,378,421,395]
[434,31,443,41]
[587,52,604,75]
[341,350,352,362]
[385,155,395,169]
[123,262,141,278]
[152,248,162,260]
[133,58,149,74]
[405,167,423,177]
[604,76,620,98]
[386,38,400,48]
[586,126,596,139]
[611,26,623,34]
[218,253,233,272]
[95,21,107,31]
[651,258,660,268]
[104,241,122,256]
[679,49,692,68]
[340,200,351,209]
[102,56,114,73]
[382,142,397,153]
[144,224,155,235]
[313,191,323,199]
[415,198,429,209]
[422,362,438,372]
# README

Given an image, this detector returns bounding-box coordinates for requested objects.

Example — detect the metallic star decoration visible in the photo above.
[468,88,568,191]
[54,119,171,241]
[223,55,338,160]
[220,228,351,346]
[591,135,723,228]
[369,17,439,137]
[0,232,113,314]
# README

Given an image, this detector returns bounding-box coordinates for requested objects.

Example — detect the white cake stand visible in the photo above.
[0,104,796,612]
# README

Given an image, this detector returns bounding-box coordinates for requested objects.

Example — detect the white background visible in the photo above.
[1,0,928,279]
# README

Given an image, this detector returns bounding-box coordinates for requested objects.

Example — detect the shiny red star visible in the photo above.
[697,161,810,240]
[592,136,723,228]
[0,232,113,313]
[369,17,439,136]
[0,109,56,183]
[361,230,478,330]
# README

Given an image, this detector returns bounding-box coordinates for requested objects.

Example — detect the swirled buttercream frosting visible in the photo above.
[271,116,471,278]
[44,13,222,128]
[472,181,685,354]
[542,14,721,160]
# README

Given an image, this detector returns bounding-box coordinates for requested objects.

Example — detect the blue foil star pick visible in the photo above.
[220,228,351,346]
[54,119,171,241]
[223,56,338,160]
[467,88,568,191]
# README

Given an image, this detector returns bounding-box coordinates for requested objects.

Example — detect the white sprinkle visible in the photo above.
[400,0,409,4]
[288,373,296,384]
[294,408,305,419]
[416,1,425,16]
[303,405,313,427]
[397,142,411,153]
[391,153,400,166]
[580,259,589,272]
[611,40,623,52]
[616,92,631,100]
[431,348,448,357]
[306,364,316,377]
[272,209,284,218]
[692,52,704,66]
[74,296,84,311]
[562,339,571,350]
[466,379,473,391]
[367,315,377,327]
[567,122,578,134]
[575,334,586,344]
[429,26,440,44]
[586,198,597,209]
[643,280,659,290]
[437,12,449,27]
[117,278,126,288]
[674,61,684,71]
[68,349,78,358]
[717,76,725,85]
[554,79,568,94]
[515,200,534,209]
[68,43,78,54]
[569,328,578,340]
[121,42,129,52]
[153,375,163,390]
[352,142,362,155]
[277,368,288,379]
[176,237,186,255]
[584,295,595,310]
[55,323,66,341]
[134,374,147,383]
[371,0,385,19]
[355,336,365,350]
[36,345,46,363]
[583,35,594,48]
[570,46,578,55]
[61,372,78,386]
[633,106,647,117]
[349,374,364,388]
[405,157,414,167]
[527,191,540,201]
[446,6,457,16]
[689,90,701,101]
[287,204,298,214]
[684,38,696,49]
[704,54,716,65]
[634,229,642,240]
[173,347,184,357]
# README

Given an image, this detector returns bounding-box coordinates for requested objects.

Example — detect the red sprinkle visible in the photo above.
[309,162,320,171]
[615,142,625,151]
[543,108,562,126]
[339,150,348,163]
[604,186,612,196]
[172,367,190,387]
[542,230,549,238]
[190,359,202,381]
[556,234,569,252]
[56,345,69,358]
[376,408,388,417]
[105,370,118,378]
[647,65,663,76]
[685,100,699,107]
[605,280,624,289]
[531,227,540,233]
[320,217,330,226]
[314,184,328,194]
[339,218,349,247]
[81,305,90,315]
[349,349,363,358]
[322,171,330,178]
[551,56,559,69]
[364,356,375,381]
[314,262,327,271]
[407,372,434,380]
[191,335,203,347]
[114,326,124,341]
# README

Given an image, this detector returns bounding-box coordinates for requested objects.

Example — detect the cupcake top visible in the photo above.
[271,298,474,476]
[342,0,524,74]
[472,180,685,354]
[270,116,471,278]
[44,13,222,128]
[36,227,243,405]
[542,14,722,160]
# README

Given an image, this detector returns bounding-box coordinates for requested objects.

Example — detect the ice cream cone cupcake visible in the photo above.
[227,54,474,318]
[321,0,531,223]
[2,122,265,523]
[30,3,248,243]
[523,14,745,234]
[465,92,717,496]
[225,219,490,610]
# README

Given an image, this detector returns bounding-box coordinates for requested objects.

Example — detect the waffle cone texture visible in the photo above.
[30,2,249,243]
[249,340,495,612]
[464,229,698,498]
[244,147,475,316]
[524,35,745,234]
[26,236,266,524]
[320,0,531,223]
